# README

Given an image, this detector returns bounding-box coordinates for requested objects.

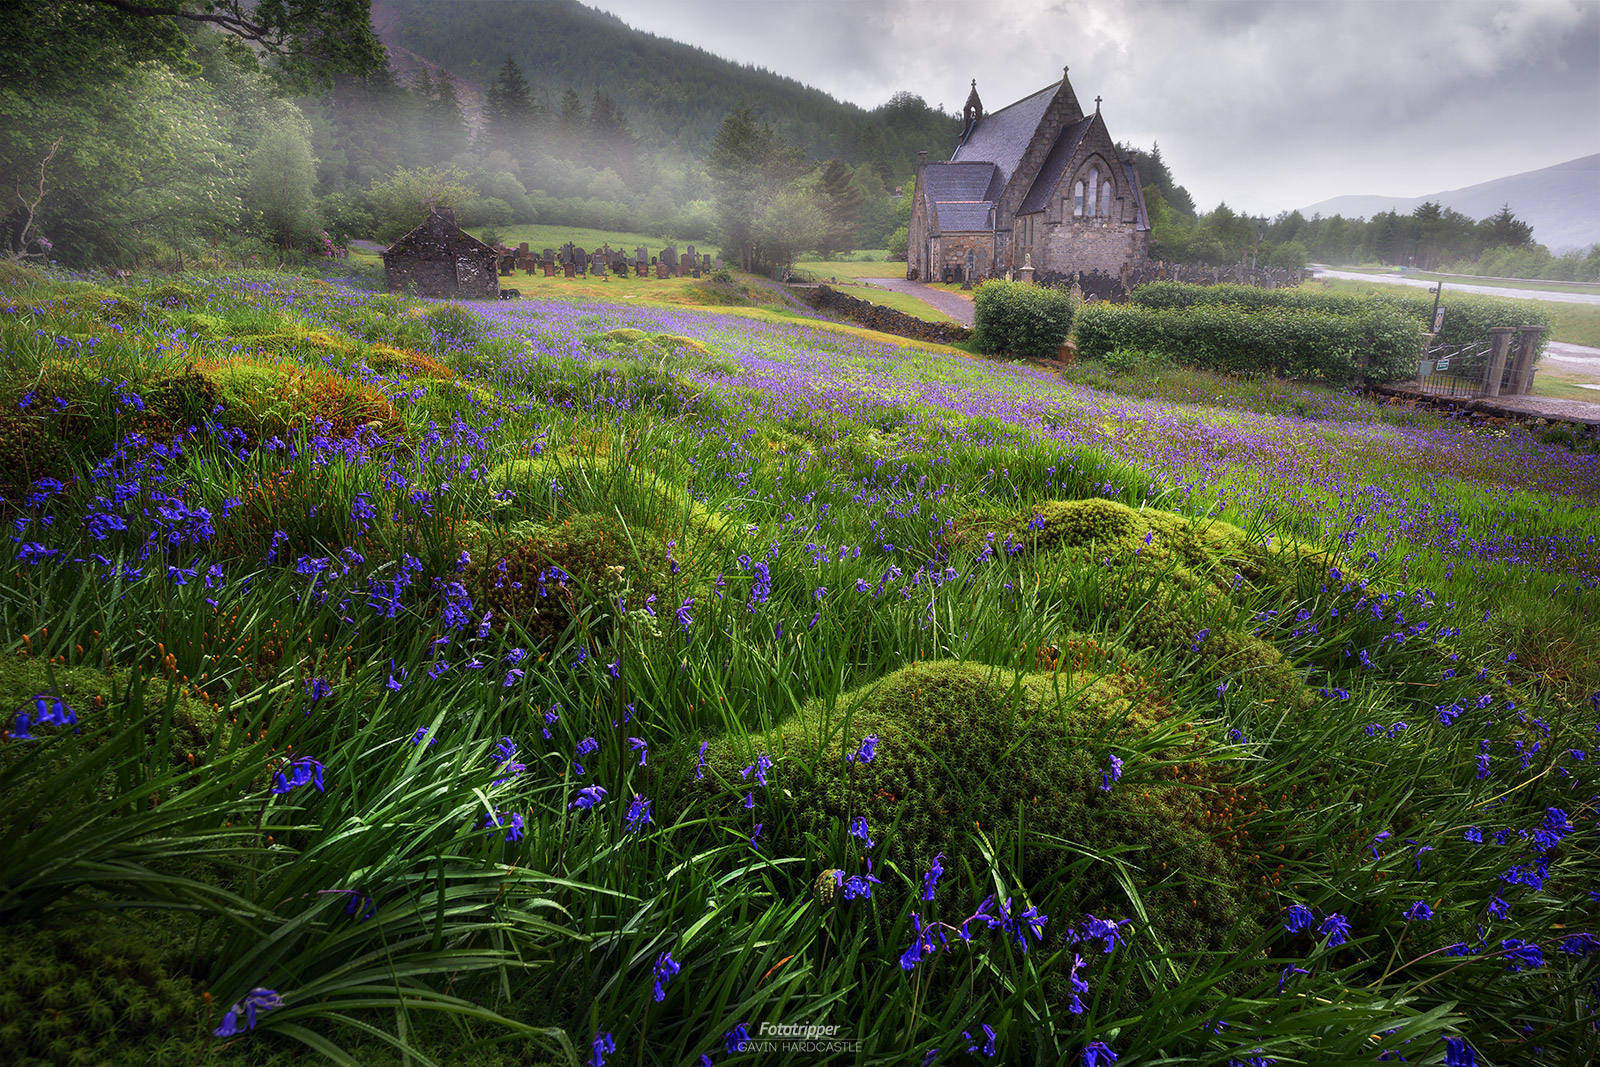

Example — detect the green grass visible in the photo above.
[2,262,1596,1067]
[1327,265,1600,296]
[464,223,724,261]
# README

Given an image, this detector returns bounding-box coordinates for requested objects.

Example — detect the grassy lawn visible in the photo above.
[1,262,1597,1065]
[1328,265,1600,296]
[464,223,725,261]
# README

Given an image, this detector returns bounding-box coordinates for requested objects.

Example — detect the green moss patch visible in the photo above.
[698,659,1261,957]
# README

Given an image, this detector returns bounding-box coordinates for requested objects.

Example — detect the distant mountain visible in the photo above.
[370,0,960,175]
[1299,155,1599,253]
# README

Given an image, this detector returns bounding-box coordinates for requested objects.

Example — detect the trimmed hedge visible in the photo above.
[1129,281,1552,358]
[1073,300,1425,384]
[972,279,1076,360]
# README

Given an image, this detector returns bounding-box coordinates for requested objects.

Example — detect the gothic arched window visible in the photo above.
[1087,167,1099,214]
[1073,182,1084,216]
[1100,180,1113,217]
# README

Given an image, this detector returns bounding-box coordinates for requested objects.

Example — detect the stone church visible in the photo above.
[907,69,1149,283]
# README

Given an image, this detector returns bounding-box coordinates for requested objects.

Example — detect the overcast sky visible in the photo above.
[590,0,1600,217]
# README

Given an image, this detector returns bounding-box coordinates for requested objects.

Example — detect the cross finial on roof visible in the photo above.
[1063,64,1069,77]
[1095,95,1102,112]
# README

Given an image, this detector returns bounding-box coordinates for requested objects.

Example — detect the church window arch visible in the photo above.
[1088,166,1099,213]
[1073,181,1084,216]
[1100,180,1113,217]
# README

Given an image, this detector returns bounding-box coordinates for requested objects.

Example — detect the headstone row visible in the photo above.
[495,240,720,280]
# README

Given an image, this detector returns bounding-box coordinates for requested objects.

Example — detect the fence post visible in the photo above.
[1415,332,1436,385]
[1482,326,1516,397]
[1510,325,1545,395]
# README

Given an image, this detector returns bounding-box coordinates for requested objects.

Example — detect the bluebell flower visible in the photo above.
[695,740,709,779]
[570,785,607,811]
[1443,1036,1475,1066]
[1082,1041,1118,1066]
[212,988,283,1036]
[847,734,879,764]
[1499,938,1544,972]
[628,737,648,765]
[1283,903,1314,932]
[270,757,325,796]
[1403,900,1433,922]
[1464,826,1482,843]
[1318,912,1352,946]
[921,853,945,902]
[725,1022,751,1054]
[589,1030,615,1067]
[651,950,679,1001]
[625,795,653,832]
[1099,754,1123,791]
[849,816,875,849]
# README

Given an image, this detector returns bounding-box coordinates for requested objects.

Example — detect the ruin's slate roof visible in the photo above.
[383,211,495,257]
[933,202,996,232]
[949,82,1057,188]
[1017,115,1095,216]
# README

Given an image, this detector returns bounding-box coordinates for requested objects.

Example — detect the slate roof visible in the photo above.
[1017,115,1095,216]
[950,83,1058,189]
[933,202,996,232]
[383,207,495,257]
[922,161,1001,203]
[922,161,1001,233]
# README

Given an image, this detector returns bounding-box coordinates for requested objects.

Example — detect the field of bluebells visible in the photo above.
[0,263,1597,1067]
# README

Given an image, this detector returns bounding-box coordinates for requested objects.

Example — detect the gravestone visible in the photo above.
[701,254,712,274]
[590,251,606,276]
[564,260,576,278]
[636,246,649,277]
[655,260,669,279]
[712,257,722,272]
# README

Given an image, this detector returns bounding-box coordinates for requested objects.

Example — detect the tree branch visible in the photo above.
[85,0,288,49]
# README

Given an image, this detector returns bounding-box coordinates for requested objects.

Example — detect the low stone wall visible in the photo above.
[801,285,973,345]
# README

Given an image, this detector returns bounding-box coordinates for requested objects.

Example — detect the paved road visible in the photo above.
[1313,268,1600,306]
[857,277,976,327]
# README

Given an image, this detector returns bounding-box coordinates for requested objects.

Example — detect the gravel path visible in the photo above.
[857,277,976,327]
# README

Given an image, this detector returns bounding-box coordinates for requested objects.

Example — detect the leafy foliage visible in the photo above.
[972,279,1078,360]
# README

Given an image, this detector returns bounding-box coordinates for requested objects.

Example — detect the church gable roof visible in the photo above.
[922,161,1001,203]
[949,83,1057,188]
[923,161,1001,232]
[1016,115,1095,215]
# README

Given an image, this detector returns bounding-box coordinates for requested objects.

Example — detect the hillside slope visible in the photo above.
[1299,154,1599,252]
[371,0,959,171]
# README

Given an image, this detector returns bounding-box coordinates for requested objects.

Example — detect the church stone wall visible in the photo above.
[1036,216,1148,276]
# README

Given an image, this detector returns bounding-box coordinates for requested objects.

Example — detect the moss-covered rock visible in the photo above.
[975,498,1334,708]
[696,659,1261,957]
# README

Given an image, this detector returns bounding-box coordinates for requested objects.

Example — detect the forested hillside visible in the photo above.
[374,0,959,174]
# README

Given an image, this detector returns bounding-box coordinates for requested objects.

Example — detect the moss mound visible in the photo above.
[486,455,740,575]
[985,498,1335,707]
[698,659,1261,957]
[466,511,670,650]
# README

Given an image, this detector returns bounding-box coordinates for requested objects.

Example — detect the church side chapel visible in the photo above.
[908,68,1150,284]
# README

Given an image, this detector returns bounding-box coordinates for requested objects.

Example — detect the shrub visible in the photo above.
[1074,300,1424,384]
[1127,281,1551,362]
[972,280,1077,360]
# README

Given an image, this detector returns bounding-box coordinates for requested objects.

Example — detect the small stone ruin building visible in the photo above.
[907,67,1150,283]
[381,206,499,299]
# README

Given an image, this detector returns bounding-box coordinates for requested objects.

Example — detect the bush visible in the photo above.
[1074,300,1424,384]
[1127,281,1551,362]
[972,280,1077,360]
